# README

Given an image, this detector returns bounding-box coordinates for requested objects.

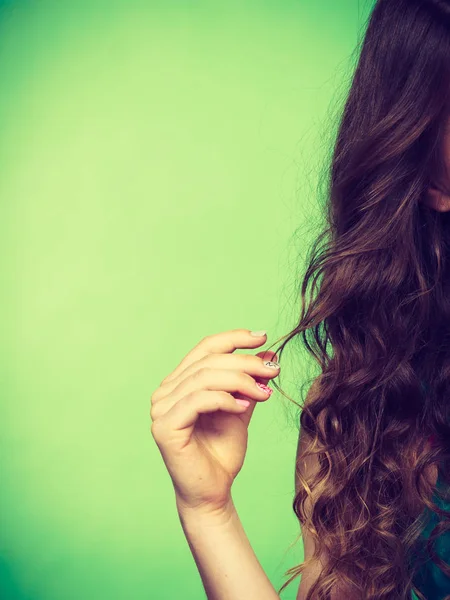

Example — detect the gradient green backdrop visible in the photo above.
[1,1,374,599]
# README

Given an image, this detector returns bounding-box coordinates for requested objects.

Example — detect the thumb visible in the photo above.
[235,350,279,426]
[254,350,279,386]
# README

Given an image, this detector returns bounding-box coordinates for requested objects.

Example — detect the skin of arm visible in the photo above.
[177,499,280,600]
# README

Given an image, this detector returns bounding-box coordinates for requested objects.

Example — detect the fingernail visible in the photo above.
[264,360,280,370]
[250,330,267,337]
[236,399,251,407]
[256,382,273,396]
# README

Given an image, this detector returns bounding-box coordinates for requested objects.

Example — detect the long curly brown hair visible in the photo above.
[264,1,450,598]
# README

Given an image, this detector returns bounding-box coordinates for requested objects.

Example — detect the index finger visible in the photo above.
[160,328,268,386]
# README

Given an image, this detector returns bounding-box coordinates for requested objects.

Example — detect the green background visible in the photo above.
[0,2,373,599]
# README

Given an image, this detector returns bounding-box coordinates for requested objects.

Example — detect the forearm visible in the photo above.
[177,498,280,600]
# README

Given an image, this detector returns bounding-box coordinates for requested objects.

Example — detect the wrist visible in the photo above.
[176,496,237,528]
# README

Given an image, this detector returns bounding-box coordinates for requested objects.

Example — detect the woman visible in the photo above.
[150,1,450,598]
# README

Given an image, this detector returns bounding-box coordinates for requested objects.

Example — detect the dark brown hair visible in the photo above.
[266,1,450,598]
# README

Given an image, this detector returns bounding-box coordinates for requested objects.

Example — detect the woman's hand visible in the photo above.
[150,329,280,517]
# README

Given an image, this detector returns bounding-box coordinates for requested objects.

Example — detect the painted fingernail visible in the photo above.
[256,382,273,396]
[264,361,280,370]
[250,330,267,337]
[236,399,251,407]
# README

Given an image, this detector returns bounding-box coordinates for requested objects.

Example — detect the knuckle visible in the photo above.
[232,370,246,388]
[150,419,165,441]
[200,334,211,346]
[214,391,226,404]
[200,353,214,366]
[179,391,197,409]
[185,389,200,403]
[219,391,232,404]
[194,366,210,381]
[240,371,255,386]
[208,391,226,409]
[151,388,162,404]
[150,404,159,421]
